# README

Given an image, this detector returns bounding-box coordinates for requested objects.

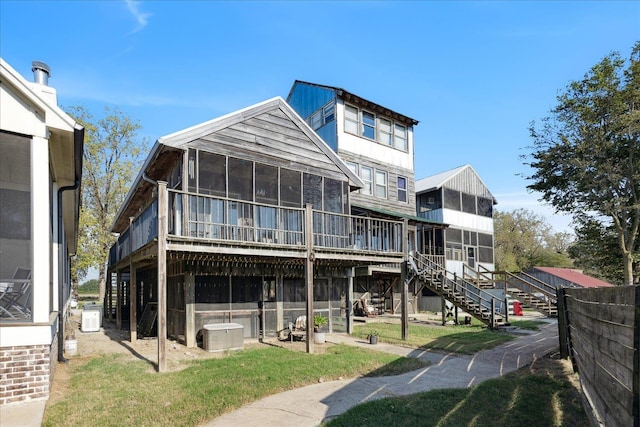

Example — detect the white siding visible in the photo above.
[335,101,414,171]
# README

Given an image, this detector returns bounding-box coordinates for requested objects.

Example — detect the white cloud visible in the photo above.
[124,0,151,33]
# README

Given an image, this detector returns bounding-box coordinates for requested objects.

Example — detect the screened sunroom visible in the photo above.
[107,98,407,354]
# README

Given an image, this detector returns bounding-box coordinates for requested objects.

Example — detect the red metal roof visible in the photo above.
[533,267,614,288]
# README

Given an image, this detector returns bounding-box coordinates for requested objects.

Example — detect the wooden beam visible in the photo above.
[157,181,168,372]
[185,272,195,348]
[401,218,409,341]
[129,217,137,343]
[305,204,314,354]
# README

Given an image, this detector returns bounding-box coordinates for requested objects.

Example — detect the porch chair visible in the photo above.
[0,268,32,319]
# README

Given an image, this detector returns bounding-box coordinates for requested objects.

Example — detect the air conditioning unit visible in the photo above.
[81,310,100,332]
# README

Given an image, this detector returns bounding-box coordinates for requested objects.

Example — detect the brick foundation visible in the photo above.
[0,343,52,405]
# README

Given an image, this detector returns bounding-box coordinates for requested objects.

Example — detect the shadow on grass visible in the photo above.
[326,354,587,427]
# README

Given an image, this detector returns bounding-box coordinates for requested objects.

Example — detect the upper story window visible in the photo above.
[308,101,336,131]
[344,103,409,152]
[375,170,387,198]
[397,176,407,203]
[360,166,373,195]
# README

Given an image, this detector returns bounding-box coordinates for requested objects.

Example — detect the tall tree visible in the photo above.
[494,208,573,272]
[525,42,640,285]
[568,218,625,284]
[67,106,146,300]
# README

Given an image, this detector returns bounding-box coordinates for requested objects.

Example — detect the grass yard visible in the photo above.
[325,354,588,427]
[353,321,515,354]
[43,344,426,427]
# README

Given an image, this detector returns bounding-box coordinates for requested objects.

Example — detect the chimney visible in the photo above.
[32,61,51,85]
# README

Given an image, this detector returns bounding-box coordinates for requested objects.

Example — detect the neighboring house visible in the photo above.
[526,267,614,288]
[287,81,445,314]
[0,59,83,405]
[415,164,497,279]
[106,97,406,359]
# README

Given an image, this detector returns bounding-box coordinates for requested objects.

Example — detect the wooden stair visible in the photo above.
[409,254,507,328]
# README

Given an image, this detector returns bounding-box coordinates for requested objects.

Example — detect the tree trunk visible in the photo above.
[98,265,107,302]
[623,251,634,286]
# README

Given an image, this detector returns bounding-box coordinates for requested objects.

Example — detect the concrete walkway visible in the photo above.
[204,319,559,427]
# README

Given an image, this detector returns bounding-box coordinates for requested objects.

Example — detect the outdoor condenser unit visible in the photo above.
[81,310,101,332]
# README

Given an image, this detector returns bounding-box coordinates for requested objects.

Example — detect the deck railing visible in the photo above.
[109,189,404,266]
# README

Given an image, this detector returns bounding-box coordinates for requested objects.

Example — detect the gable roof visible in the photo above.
[112,97,364,232]
[532,267,614,288]
[416,164,497,203]
[287,80,419,126]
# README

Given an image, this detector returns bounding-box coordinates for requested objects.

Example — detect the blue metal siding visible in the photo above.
[315,122,337,151]
[287,83,335,119]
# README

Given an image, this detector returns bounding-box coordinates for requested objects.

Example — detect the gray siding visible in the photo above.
[442,167,494,199]
[339,150,416,217]
[192,107,348,183]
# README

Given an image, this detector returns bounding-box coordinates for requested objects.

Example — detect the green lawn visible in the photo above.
[325,356,588,427]
[353,321,515,354]
[44,344,426,427]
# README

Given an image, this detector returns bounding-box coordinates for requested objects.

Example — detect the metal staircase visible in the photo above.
[409,253,508,329]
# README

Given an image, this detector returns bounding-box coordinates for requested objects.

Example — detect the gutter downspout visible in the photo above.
[57,125,84,362]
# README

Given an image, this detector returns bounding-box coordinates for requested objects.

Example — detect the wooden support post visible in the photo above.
[441,296,446,326]
[185,273,195,348]
[401,261,408,340]
[401,218,409,341]
[347,268,354,334]
[157,181,168,372]
[305,204,314,354]
[129,217,137,343]
[116,271,122,330]
[490,298,495,329]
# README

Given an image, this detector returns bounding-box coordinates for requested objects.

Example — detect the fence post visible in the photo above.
[633,284,639,427]
[556,286,572,362]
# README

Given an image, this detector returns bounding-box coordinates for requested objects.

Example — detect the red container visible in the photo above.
[513,301,523,316]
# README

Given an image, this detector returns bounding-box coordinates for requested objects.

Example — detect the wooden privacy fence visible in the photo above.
[557,284,639,427]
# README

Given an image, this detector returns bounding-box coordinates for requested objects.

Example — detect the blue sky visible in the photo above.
[1,1,638,232]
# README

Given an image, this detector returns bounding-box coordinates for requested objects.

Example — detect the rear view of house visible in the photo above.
[0,59,83,404]
[107,97,407,364]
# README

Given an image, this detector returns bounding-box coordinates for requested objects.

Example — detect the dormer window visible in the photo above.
[344,103,409,152]
[308,101,336,131]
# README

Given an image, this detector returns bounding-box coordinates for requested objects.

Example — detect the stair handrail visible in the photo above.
[463,263,495,286]
[500,271,556,302]
[410,252,505,328]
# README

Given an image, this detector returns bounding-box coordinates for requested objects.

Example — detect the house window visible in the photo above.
[360,166,373,195]
[362,111,375,139]
[198,151,226,197]
[308,102,336,131]
[397,176,407,202]
[394,124,407,151]
[375,170,387,198]
[255,163,278,205]
[310,111,322,130]
[378,118,392,145]
[344,105,359,134]
[228,157,253,201]
[346,161,358,176]
[323,103,335,123]
[344,104,409,152]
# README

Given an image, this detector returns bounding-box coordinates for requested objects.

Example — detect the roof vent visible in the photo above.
[32,61,50,86]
